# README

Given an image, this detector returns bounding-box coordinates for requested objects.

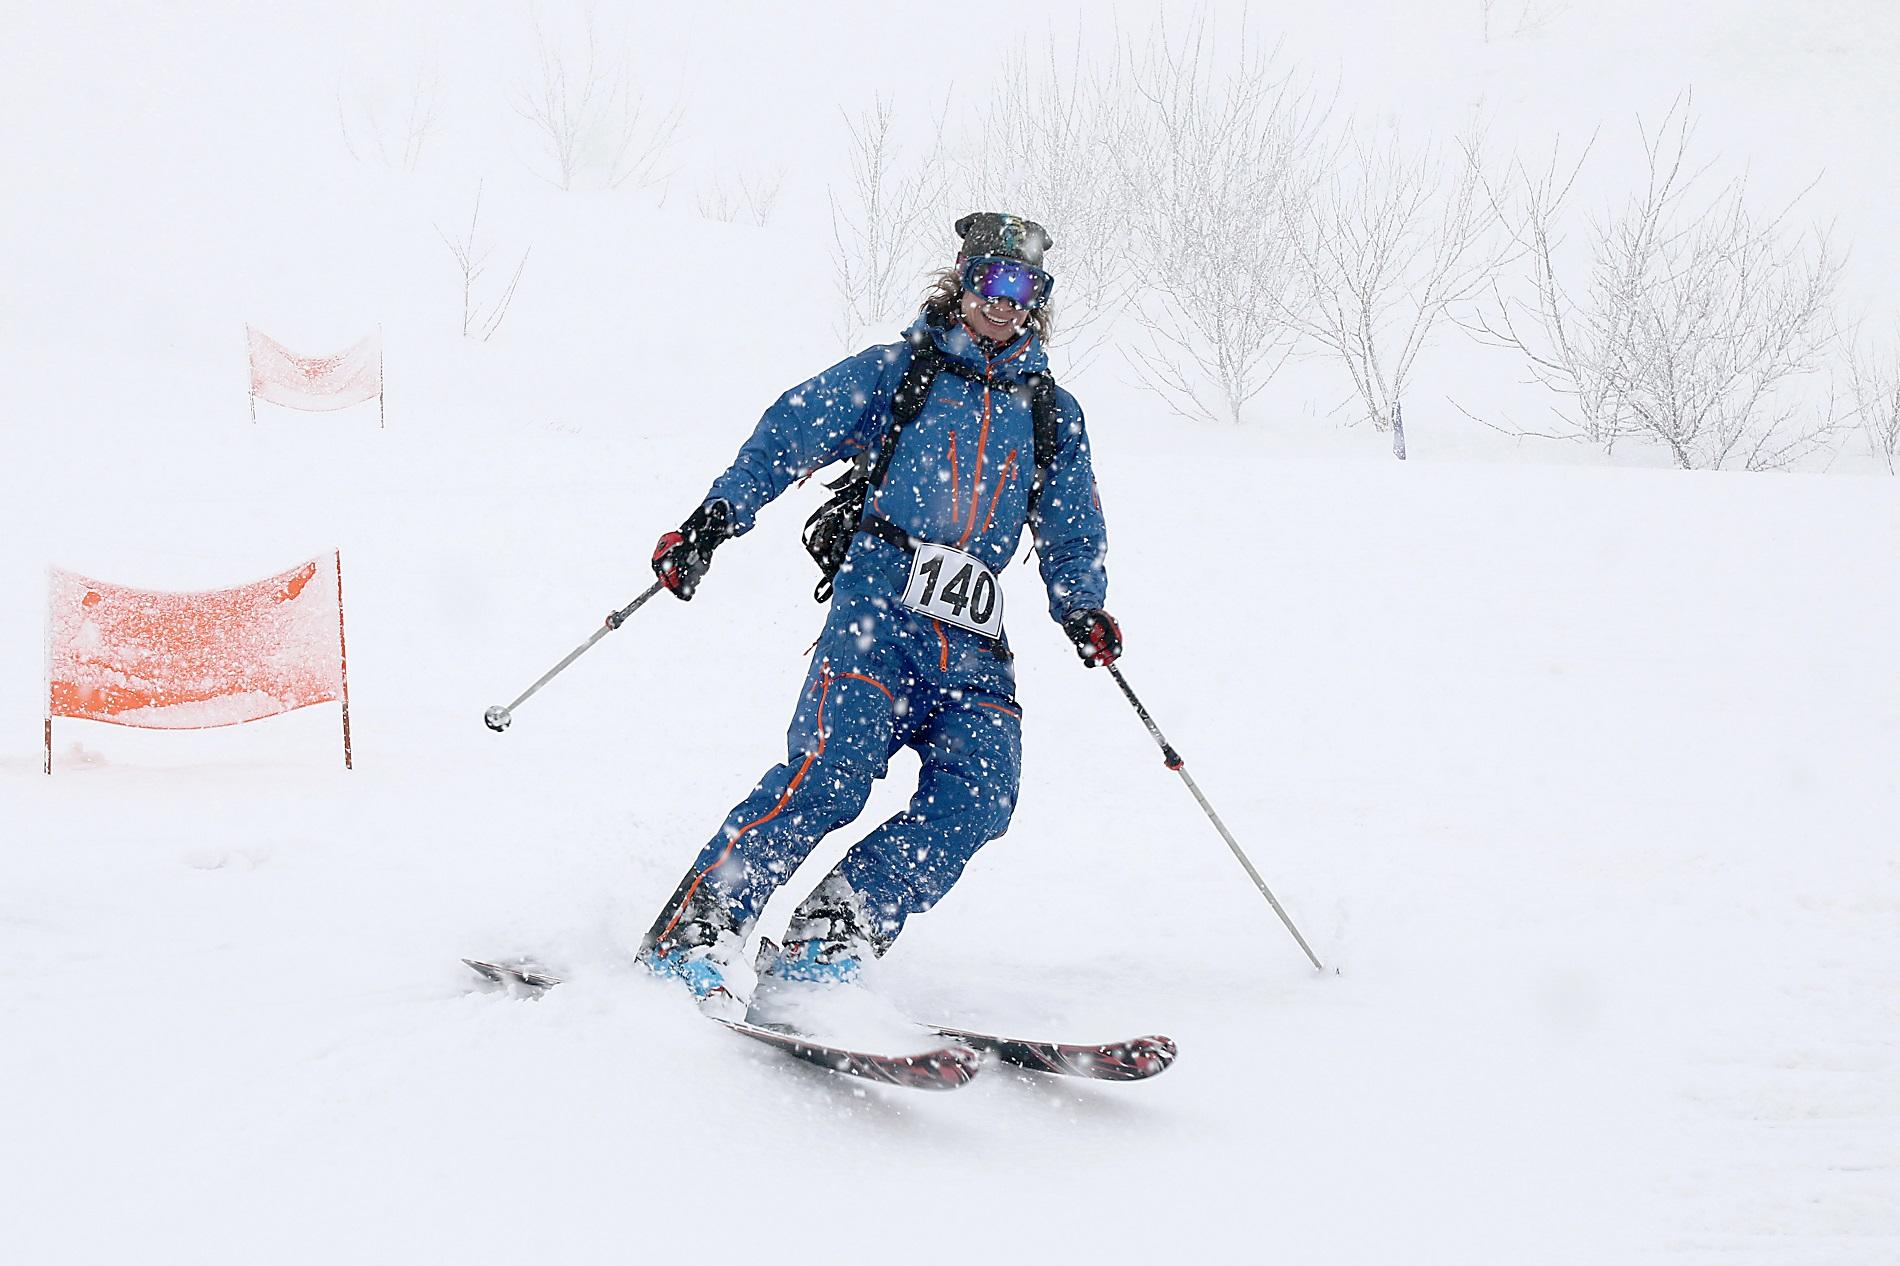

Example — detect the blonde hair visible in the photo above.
[919,264,1056,346]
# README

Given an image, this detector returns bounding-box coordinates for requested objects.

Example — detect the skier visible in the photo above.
[637,212,1121,1017]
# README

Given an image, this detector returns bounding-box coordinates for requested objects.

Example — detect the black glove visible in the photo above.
[651,500,732,601]
[1061,607,1122,668]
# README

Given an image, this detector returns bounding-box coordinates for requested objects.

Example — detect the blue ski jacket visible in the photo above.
[702,312,1108,627]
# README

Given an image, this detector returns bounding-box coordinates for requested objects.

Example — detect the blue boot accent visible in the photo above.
[637,943,753,1019]
[759,938,863,986]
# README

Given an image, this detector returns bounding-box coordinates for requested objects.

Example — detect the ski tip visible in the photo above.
[1071,1034,1180,1081]
[1126,1034,1179,1079]
[463,958,563,989]
[463,957,506,982]
[1052,1035,1178,1082]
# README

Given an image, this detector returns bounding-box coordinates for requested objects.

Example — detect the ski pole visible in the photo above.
[484,581,665,732]
[1105,662,1325,972]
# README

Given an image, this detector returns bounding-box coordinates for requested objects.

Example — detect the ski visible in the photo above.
[715,1017,979,1091]
[931,1023,1178,1082]
[464,958,562,990]
[462,959,981,1092]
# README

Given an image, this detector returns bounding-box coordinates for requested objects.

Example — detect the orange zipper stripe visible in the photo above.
[838,671,893,703]
[959,386,992,547]
[956,340,1030,547]
[981,449,1019,534]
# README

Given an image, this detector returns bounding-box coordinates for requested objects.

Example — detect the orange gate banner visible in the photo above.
[45,553,353,768]
[247,325,382,415]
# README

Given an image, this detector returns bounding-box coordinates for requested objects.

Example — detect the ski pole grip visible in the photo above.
[607,579,666,630]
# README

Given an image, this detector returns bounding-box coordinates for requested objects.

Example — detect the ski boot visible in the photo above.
[758,874,881,986]
[637,883,755,1021]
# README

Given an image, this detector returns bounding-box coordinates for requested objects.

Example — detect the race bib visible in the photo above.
[901,542,1004,637]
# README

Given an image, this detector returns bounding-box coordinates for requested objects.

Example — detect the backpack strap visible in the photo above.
[805,332,942,605]
[865,328,943,493]
[1024,372,1059,523]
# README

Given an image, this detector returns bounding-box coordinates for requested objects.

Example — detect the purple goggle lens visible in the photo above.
[961,256,1053,309]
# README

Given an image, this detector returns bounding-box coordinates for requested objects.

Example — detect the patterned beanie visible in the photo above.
[954,212,1053,270]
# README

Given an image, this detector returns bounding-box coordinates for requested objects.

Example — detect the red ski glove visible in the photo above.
[651,500,732,601]
[1061,608,1122,668]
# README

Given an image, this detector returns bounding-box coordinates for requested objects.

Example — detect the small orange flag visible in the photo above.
[45,553,353,769]
[247,326,382,415]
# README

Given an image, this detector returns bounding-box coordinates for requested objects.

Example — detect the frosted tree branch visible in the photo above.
[829,96,952,348]
[1472,95,1841,470]
[1844,333,1900,473]
[337,65,439,172]
[1115,13,1330,423]
[1284,121,1508,452]
[512,5,682,193]
[435,181,531,342]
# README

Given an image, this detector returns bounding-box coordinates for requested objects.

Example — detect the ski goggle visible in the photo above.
[960,255,1054,310]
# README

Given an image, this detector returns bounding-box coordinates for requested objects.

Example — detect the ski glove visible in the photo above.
[652,499,733,601]
[1061,607,1122,668]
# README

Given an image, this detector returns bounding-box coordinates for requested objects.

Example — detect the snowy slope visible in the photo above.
[4,5,1898,1265]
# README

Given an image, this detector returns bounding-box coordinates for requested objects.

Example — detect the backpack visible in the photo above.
[801,328,1061,603]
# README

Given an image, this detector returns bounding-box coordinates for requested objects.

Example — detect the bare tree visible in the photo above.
[1844,333,1900,473]
[696,182,740,224]
[1116,16,1329,424]
[436,181,531,342]
[512,5,682,193]
[1472,98,1841,470]
[1463,133,1629,447]
[337,65,439,172]
[954,34,1135,374]
[1286,124,1507,456]
[745,169,787,227]
[829,96,952,348]
[697,167,786,227]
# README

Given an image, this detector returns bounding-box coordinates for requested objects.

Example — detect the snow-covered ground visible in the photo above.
[4,4,1897,1264]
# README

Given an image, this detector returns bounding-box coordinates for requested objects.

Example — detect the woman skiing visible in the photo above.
[638,212,1121,1017]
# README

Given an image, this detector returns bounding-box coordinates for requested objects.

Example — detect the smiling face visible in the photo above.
[959,282,1027,344]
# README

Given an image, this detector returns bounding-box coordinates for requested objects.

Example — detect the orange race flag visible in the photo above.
[44,552,354,772]
[246,325,383,424]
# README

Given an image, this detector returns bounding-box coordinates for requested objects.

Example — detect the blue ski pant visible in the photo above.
[660,567,1023,951]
